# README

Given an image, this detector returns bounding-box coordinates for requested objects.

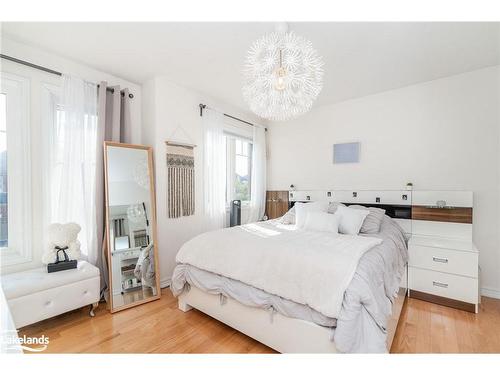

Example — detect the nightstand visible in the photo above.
[408,190,479,313]
[408,235,479,313]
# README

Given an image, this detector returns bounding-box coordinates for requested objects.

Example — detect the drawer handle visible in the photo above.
[432,257,448,263]
[433,281,449,288]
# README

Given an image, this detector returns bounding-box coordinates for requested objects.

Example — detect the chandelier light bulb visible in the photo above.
[274,50,287,91]
[274,66,287,91]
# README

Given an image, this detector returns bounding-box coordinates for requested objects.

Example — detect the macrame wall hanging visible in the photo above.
[166,141,196,218]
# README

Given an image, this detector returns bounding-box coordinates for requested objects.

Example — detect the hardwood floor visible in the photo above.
[19,289,500,353]
[391,296,500,353]
[20,288,274,353]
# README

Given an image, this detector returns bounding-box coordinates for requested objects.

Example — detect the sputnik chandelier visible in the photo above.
[242,23,324,121]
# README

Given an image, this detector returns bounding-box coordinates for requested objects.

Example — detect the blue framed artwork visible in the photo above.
[333,142,360,163]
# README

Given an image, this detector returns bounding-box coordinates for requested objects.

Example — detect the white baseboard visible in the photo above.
[481,287,500,300]
[160,277,171,289]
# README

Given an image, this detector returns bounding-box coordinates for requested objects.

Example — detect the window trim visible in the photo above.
[0,72,32,266]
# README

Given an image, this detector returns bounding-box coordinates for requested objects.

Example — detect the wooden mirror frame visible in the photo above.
[103,141,161,313]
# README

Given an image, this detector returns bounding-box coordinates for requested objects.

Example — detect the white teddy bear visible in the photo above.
[42,223,82,265]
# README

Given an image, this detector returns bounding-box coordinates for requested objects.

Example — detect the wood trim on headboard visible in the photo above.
[265,191,289,219]
[412,206,472,224]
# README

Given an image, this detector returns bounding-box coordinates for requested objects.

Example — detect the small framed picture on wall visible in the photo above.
[333,142,360,164]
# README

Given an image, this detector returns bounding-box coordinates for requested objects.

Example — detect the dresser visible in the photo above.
[408,191,479,313]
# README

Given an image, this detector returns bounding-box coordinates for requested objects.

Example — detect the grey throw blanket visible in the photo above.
[334,216,408,352]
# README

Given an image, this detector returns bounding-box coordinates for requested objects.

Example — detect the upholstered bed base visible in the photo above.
[178,268,407,353]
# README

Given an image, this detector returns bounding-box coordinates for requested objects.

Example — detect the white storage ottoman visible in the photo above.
[1,261,100,328]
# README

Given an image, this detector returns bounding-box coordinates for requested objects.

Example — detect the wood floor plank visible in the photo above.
[396,297,417,353]
[415,299,431,353]
[393,296,500,353]
[18,289,500,354]
[441,304,460,353]
[453,308,473,353]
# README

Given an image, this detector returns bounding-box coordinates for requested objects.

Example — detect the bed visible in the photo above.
[171,192,410,353]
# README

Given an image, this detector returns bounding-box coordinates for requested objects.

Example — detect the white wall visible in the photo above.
[0,37,143,274]
[267,66,500,297]
[141,77,263,286]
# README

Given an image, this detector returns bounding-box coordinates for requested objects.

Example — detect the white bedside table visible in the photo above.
[408,235,479,313]
[408,190,479,313]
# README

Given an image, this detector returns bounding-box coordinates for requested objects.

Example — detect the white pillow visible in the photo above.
[303,211,340,234]
[336,205,370,235]
[294,201,329,228]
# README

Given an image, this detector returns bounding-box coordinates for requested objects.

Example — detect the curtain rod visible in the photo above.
[1,53,134,99]
[199,103,267,131]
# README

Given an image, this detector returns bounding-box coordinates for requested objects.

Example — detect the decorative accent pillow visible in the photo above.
[349,205,386,234]
[303,211,340,234]
[279,206,296,225]
[294,201,330,228]
[335,205,370,235]
[327,201,345,214]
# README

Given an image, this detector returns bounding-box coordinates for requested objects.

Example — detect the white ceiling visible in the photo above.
[2,22,499,111]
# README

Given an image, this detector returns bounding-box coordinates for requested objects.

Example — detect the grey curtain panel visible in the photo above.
[96,82,133,301]
[100,83,132,143]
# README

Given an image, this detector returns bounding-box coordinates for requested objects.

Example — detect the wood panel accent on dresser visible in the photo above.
[265,191,289,219]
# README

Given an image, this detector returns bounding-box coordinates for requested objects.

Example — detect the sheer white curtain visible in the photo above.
[249,125,267,223]
[48,75,99,265]
[203,108,226,229]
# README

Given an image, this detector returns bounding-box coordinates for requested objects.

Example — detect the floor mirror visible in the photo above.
[104,142,160,313]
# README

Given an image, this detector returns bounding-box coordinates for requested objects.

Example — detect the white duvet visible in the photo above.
[176,221,382,318]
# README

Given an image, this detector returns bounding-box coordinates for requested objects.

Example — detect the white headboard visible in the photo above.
[289,189,411,205]
[288,190,473,240]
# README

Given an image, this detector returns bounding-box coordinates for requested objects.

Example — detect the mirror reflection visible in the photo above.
[105,144,159,311]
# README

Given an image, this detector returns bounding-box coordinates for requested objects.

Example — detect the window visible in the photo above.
[0,73,32,265]
[226,136,253,204]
